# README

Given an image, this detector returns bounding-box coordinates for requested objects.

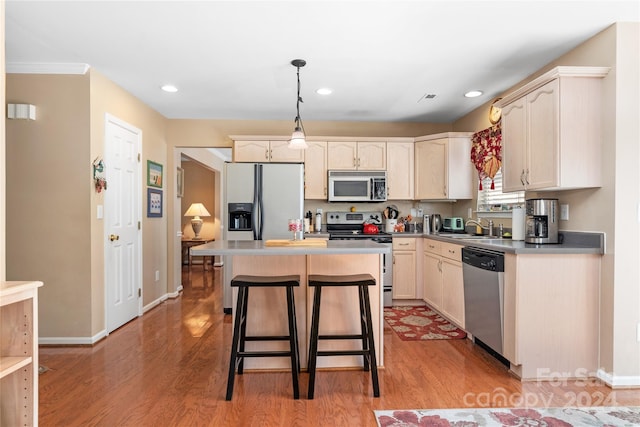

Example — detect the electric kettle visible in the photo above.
[430,214,442,233]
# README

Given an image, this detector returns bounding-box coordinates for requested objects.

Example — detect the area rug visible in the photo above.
[383,305,466,341]
[375,407,640,427]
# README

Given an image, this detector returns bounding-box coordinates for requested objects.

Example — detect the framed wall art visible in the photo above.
[147,188,163,218]
[147,160,163,188]
[177,166,184,198]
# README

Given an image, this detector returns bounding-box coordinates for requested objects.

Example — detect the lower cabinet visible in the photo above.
[422,239,465,329]
[392,238,417,299]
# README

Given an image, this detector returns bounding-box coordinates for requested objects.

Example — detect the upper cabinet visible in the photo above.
[414,132,473,200]
[497,66,609,192]
[386,142,414,200]
[233,140,304,163]
[327,141,386,170]
[304,141,329,199]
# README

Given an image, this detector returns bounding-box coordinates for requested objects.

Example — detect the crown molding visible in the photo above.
[6,62,90,75]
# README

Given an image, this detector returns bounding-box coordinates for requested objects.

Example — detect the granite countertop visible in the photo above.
[190,239,391,256]
[423,232,604,255]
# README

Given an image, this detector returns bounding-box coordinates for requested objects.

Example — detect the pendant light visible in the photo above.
[288,59,308,149]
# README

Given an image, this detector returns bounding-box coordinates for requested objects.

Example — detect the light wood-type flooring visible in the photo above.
[39,265,639,426]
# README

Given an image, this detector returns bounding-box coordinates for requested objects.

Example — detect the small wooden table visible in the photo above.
[182,238,215,269]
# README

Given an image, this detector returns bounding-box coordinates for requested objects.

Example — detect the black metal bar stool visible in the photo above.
[307,273,380,399]
[226,274,300,400]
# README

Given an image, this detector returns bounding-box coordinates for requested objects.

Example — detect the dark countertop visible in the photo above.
[423,232,604,255]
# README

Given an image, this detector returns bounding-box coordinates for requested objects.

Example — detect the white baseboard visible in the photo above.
[39,290,185,346]
[597,368,640,388]
[39,329,107,346]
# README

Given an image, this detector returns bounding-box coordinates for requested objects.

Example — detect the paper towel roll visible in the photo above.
[512,206,525,241]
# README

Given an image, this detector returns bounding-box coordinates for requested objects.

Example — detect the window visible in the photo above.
[477,169,525,212]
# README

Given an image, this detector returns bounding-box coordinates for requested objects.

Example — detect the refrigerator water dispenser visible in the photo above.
[228,202,252,231]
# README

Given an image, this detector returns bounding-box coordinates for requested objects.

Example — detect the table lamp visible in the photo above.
[184,203,211,239]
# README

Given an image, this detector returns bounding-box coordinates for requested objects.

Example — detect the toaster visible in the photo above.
[442,217,465,232]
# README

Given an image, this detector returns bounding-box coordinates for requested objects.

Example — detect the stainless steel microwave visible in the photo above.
[327,170,387,202]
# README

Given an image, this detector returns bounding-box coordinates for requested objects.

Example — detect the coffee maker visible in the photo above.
[525,199,559,244]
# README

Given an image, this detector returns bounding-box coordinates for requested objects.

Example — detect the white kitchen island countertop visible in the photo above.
[190,239,391,256]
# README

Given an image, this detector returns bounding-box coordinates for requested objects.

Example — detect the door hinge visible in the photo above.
[138,221,141,230]
[138,288,141,297]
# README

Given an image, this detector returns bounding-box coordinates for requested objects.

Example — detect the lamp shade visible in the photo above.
[184,203,211,217]
[288,127,308,149]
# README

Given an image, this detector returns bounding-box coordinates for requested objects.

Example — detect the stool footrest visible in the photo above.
[237,351,293,358]
[244,335,292,342]
[317,350,371,357]
[318,334,366,340]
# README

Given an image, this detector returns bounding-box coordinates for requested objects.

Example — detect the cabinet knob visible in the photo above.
[109,234,120,242]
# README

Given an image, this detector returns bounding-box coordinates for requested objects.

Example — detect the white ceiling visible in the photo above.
[5,1,639,123]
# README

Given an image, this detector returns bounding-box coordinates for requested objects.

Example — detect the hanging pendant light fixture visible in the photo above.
[288,59,308,149]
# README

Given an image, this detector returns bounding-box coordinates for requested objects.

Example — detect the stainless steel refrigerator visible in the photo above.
[222,162,304,311]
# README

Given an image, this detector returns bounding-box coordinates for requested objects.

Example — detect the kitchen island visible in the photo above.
[190,239,390,370]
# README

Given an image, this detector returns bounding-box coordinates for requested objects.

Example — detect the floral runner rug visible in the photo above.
[374,406,640,427]
[383,305,466,341]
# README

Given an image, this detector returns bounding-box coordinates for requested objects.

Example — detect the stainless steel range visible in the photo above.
[326,211,393,307]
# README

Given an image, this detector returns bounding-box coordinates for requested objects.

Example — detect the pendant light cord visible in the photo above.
[295,65,305,134]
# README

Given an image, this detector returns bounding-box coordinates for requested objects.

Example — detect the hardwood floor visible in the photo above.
[39,265,639,426]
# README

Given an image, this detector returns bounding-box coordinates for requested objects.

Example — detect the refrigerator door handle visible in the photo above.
[257,164,265,240]
[252,164,259,240]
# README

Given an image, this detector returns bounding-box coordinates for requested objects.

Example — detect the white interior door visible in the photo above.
[104,115,142,333]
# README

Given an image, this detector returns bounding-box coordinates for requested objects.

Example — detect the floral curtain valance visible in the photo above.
[470,123,502,190]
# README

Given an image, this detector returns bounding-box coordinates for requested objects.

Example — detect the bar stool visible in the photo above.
[226,275,300,400]
[307,273,380,399]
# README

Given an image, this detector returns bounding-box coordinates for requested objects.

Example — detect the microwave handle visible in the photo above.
[370,178,374,200]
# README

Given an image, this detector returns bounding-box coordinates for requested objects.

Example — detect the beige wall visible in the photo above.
[453,23,640,382]
[6,73,92,337]
[6,70,168,340]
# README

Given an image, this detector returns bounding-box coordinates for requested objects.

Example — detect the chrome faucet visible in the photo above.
[465,219,495,237]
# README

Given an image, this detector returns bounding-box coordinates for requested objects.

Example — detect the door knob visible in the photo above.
[109,234,120,241]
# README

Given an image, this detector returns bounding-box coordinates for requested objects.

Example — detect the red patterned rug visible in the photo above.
[375,407,640,427]
[383,305,466,340]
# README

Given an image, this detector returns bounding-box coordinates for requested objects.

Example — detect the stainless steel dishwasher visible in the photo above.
[462,247,505,357]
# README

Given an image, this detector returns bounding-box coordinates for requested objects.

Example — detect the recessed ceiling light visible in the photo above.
[161,84,178,93]
[316,88,333,95]
[464,90,483,98]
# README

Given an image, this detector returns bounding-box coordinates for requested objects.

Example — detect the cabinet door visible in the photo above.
[526,79,559,190]
[327,141,358,169]
[501,98,527,192]
[423,252,442,310]
[392,250,416,299]
[415,139,447,199]
[270,141,305,163]
[357,142,386,170]
[441,259,465,329]
[304,141,328,199]
[234,140,270,163]
[386,142,414,200]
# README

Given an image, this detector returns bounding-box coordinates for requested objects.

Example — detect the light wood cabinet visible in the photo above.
[304,141,328,199]
[497,66,609,192]
[386,142,414,200]
[233,140,304,163]
[503,253,600,380]
[422,239,464,328]
[327,141,386,170]
[1,281,43,426]
[392,238,417,299]
[414,133,473,200]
